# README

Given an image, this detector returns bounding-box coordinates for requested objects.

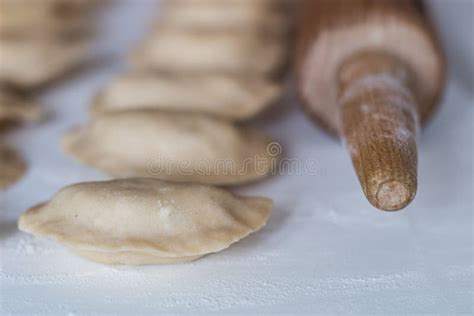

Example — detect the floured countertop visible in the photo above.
[1,1,473,314]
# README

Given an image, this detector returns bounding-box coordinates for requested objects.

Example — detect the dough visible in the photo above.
[0,0,100,36]
[130,27,287,76]
[0,37,90,88]
[91,72,281,120]
[0,88,42,128]
[62,111,279,185]
[160,0,288,35]
[18,178,272,265]
[0,143,26,190]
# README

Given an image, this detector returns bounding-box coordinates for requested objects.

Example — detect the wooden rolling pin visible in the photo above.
[296,0,445,211]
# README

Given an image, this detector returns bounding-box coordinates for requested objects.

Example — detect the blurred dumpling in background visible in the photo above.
[131,26,287,76]
[68,0,290,185]
[0,0,105,89]
[159,0,289,36]
[0,0,102,37]
[131,0,290,77]
[0,0,106,190]
[94,0,290,121]
[0,37,91,89]
[0,141,26,190]
[91,72,282,120]
[0,87,43,129]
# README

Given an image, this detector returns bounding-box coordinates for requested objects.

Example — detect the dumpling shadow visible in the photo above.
[225,204,290,253]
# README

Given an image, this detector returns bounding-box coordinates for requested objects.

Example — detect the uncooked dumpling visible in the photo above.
[62,111,279,185]
[18,178,272,265]
[0,0,101,35]
[131,27,286,76]
[91,72,281,120]
[160,0,288,35]
[0,88,42,127]
[0,143,26,190]
[0,37,90,88]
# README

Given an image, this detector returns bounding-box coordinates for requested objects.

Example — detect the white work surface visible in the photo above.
[1,1,473,314]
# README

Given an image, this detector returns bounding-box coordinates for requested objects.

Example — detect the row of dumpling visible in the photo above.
[0,89,42,189]
[63,0,290,185]
[0,0,104,190]
[18,0,289,265]
[0,0,104,89]
[92,0,288,120]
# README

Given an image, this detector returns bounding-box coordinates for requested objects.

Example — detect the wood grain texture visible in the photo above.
[295,0,445,211]
[339,52,418,211]
[296,0,444,133]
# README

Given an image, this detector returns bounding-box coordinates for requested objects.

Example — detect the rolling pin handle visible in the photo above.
[338,52,420,211]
